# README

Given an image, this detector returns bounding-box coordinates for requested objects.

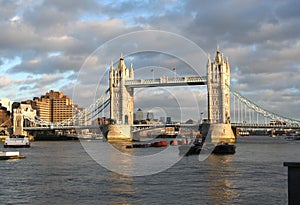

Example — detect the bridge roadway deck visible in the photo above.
[24,124,200,131]
[125,75,207,88]
[232,123,300,129]
[24,125,104,131]
[24,123,299,131]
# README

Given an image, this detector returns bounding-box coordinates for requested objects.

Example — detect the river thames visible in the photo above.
[1,136,299,205]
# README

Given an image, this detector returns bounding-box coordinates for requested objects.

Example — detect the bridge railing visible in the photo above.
[125,79,161,85]
[232,123,300,128]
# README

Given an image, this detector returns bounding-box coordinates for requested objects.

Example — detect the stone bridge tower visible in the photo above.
[207,46,235,143]
[107,54,134,141]
[109,54,134,125]
[207,46,231,124]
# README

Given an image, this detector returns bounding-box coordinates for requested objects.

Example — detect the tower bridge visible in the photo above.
[16,47,300,141]
[107,47,234,142]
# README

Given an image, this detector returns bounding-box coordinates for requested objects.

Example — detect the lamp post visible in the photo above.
[173,68,176,78]
[151,69,154,81]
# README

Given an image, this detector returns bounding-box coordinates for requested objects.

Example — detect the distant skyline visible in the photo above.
[0,0,299,122]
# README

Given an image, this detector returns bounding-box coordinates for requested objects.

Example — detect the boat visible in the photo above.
[0,151,26,160]
[212,142,236,155]
[3,135,30,148]
[182,140,236,156]
[126,140,168,149]
[156,124,181,138]
[34,134,78,141]
[183,143,202,156]
[126,143,151,149]
[180,138,204,156]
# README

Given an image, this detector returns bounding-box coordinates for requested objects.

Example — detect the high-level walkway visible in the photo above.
[125,76,207,88]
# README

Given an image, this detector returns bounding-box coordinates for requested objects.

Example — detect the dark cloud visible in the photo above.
[19,85,32,91]
[275,0,300,20]
[9,54,83,74]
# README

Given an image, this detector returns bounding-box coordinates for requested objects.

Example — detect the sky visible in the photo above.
[0,0,299,122]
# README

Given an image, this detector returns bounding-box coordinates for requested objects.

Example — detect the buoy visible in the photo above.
[160,140,168,147]
[152,140,168,147]
[170,140,178,146]
[152,141,161,147]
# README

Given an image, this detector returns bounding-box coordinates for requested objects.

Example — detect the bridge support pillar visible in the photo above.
[106,124,131,142]
[232,127,238,137]
[207,123,236,144]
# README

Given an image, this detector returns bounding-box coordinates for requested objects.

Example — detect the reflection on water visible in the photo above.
[207,155,240,204]
[109,142,135,175]
[104,173,136,205]
[81,140,186,176]
[101,145,140,205]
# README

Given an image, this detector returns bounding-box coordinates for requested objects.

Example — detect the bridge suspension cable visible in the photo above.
[0,118,12,127]
[228,84,300,125]
[23,115,52,127]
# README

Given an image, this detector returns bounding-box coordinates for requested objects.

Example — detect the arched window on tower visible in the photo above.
[17,119,21,127]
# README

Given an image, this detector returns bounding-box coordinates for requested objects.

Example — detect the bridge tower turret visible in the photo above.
[109,54,134,125]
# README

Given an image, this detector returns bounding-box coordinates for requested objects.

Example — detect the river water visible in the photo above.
[1,136,299,205]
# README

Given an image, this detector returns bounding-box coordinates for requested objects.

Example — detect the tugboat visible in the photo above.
[212,142,236,155]
[4,135,30,148]
[183,139,236,156]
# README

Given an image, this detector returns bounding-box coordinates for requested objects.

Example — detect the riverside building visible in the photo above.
[32,90,76,123]
[0,103,11,128]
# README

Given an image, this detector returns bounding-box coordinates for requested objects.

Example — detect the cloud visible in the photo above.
[22,0,98,30]
[275,0,300,20]
[0,75,14,87]
[9,53,83,74]
[0,0,299,121]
